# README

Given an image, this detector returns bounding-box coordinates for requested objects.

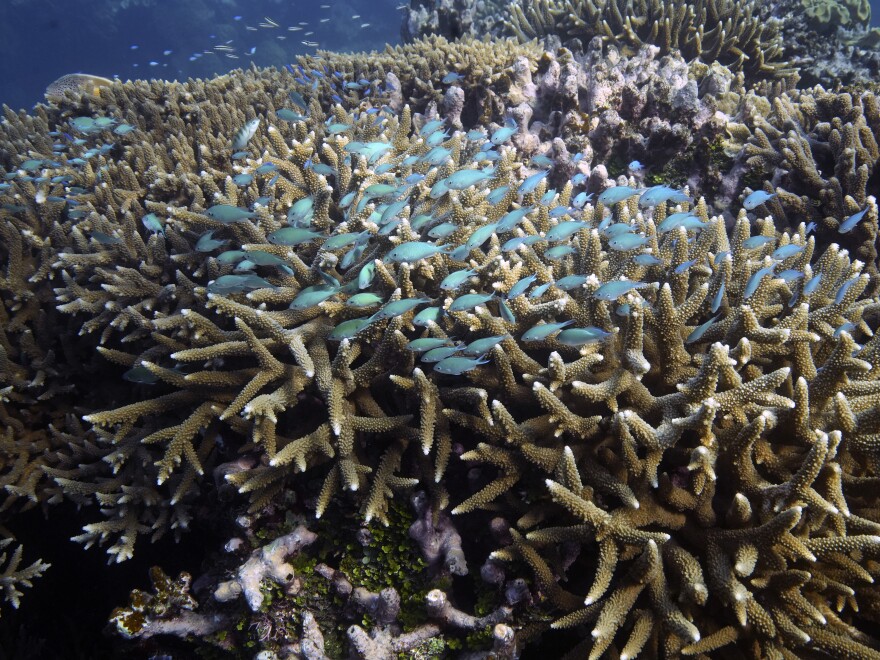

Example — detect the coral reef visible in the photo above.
[732,86,880,288]
[1,20,880,660]
[404,0,792,80]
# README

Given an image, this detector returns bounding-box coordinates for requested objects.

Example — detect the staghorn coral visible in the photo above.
[0,538,49,613]
[0,29,879,660]
[506,0,790,79]
[733,87,880,290]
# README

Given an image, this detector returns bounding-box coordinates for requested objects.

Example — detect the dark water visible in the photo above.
[0,0,401,111]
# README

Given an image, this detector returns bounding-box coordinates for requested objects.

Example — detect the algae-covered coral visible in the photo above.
[1,11,880,659]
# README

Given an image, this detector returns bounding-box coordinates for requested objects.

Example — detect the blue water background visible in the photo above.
[0,0,402,111]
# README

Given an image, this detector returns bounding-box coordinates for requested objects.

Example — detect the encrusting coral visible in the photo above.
[1,23,880,659]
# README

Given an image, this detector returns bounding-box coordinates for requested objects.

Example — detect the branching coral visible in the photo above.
[505,0,792,79]
[734,87,880,290]
[0,23,879,660]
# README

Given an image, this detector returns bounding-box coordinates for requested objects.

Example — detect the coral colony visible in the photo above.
[1,0,880,656]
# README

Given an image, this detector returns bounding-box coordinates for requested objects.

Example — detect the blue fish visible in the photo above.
[686,315,719,344]
[803,273,822,295]
[593,280,648,301]
[771,244,804,260]
[598,186,640,205]
[507,274,537,299]
[433,355,489,375]
[743,190,776,210]
[518,170,549,195]
[838,207,868,233]
[743,266,774,298]
[711,282,725,313]
[633,253,662,266]
[556,327,613,347]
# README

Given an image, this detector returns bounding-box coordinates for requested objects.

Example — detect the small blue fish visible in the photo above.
[657,213,706,233]
[422,343,464,363]
[633,253,662,266]
[346,292,385,308]
[195,230,228,252]
[743,190,776,210]
[384,241,452,263]
[413,306,443,327]
[501,235,543,252]
[776,269,804,282]
[442,72,464,84]
[556,327,613,346]
[90,231,122,245]
[487,186,510,205]
[518,170,549,195]
[255,163,277,175]
[743,266,774,298]
[598,186,640,205]
[521,320,574,342]
[428,222,460,240]
[206,205,256,223]
[406,337,453,353]
[555,275,588,291]
[122,365,159,385]
[141,213,164,235]
[420,119,445,136]
[422,146,452,166]
[593,280,648,301]
[545,221,588,243]
[803,273,822,295]
[771,244,804,260]
[686,315,720,344]
[374,297,431,320]
[638,185,691,208]
[628,160,644,172]
[497,206,534,232]
[208,274,275,295]
[462,335,507,356]
[289,284,337,310]
[232,173,254,187]
[834,277,859,305]
[499,298,516,323]
[673,258,699,274]
[267,227,323,246]
[545,245,576,260]
[440,268,477,291]
[572,191,592,208]
[277,109,307,122]
[328,316,375,341]
[711,282,725,313]
[464,223,500,251]
[358,262,377,289]
[434,355,489,375]
[443,168,494,191]
[608,233,648,251]
[529,282,552,298]
[507,274,537,299]
[838,207,868,233]
[742,236,775,249]
[449,293,494,312]
[490,125,516,145]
